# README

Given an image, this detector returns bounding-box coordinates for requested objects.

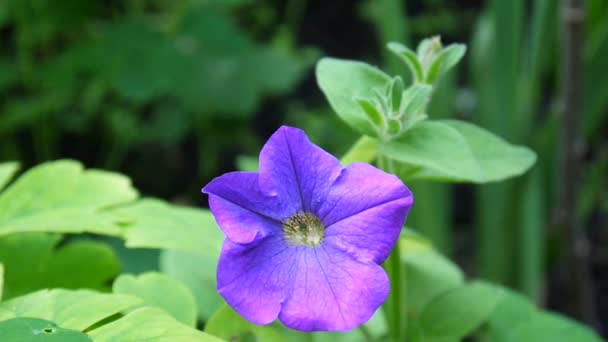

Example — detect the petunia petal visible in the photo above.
[216,236,294,325]
[258,126,342,213]
[319,163,413,264]
[203,172,289,244]
[279,245,389,332]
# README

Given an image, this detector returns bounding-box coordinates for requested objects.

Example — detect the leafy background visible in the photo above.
[0,0,606,340]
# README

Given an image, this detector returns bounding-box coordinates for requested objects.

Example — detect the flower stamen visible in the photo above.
[282,212,325,247]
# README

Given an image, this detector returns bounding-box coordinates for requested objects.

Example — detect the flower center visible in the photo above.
[282,212,325,247]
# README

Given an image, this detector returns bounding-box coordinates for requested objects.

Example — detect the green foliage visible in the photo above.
[400,232,464,316]
[0,289,221,341]
[206,304,286,341]
[414,282,502,342]
[0,289,141,330]
[0,318,90,342]
[116,199,224,257]
[0,160,137,237]
[113,272,198,327]
[88,307,222,342]
[0,263,3,301]
[381,120,536,183]
[0,233,120,299]
[485,289,603,341]
[316,58,391,138]
[160,250,223,321]
[0,162,19,191]
[339,136,379,165]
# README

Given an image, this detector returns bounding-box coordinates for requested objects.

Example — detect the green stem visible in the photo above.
[378,156,405,342]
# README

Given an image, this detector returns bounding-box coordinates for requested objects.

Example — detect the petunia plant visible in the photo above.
[0,36,602,341]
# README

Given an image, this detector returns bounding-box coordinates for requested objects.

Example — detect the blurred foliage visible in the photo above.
[0,0,315,198]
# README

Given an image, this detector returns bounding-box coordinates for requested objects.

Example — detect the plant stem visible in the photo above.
[557,0,597,325]
[377,156,405,342]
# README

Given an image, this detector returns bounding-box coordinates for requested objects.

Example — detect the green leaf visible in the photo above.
[381,120,536,183]
[0,318,91,341]
[316,58,391,137]
[88,307,222,342]
[113,272,198,327]
[340,136,379,165]
[0,289,141,331]
[485,289,536,341]
[0,162,19,191]
[118,199,224,257]
[206,304,286,342]
[426,44,467,83]
[507,312,603,342]
[0,233,120,299]
[160,250,223,320]
[400,236,464,316]
[387,42,424,82]
[417,282,503,341]
[0,160,138,237]
[355,97,386,130]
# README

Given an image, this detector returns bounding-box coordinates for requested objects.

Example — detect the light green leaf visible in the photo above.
[387,42,424,82]
[426,44,467,83]
[206,304,286,342]
[381,120,536,183]
[0,289,141,331]
[0,162,19,191]
[316,58,391,137]
[400,235,464,316]
[340,136,379,165]
[0,233,120,299]
[273,309,387,342]
[118,199,224,257]
[0,160,138,237]
[88,307,222,342]
[417,282,503,341]
[160,250,223,320]
[507,312,603,342]
[113,272,198,327]
[0,317,90,341]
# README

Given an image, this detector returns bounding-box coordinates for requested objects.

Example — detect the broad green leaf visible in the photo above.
[0,160,138,236]
[0,233,120,299]
[381,120,536,183]
[0,161,19,191]
[160,250,222,320]
[426,44,467,83]
[507,312,603,342]
[316,58,391,137]
[88,307,222,342]
[206,304,286,342]
[118,199,224,256]
[0,289,141,331]
[417,282,503,341]
[0,317,90,341]
[485,289,536,341]
[113,272,198,327]
[400,236,464,316]
[340,136,379,165]
[387,42,424,82]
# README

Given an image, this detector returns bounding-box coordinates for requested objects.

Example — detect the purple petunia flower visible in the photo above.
[202,126,413,332]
